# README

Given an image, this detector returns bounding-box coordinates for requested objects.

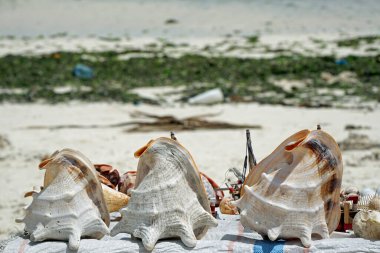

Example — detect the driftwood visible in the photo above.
[25,111,261,132]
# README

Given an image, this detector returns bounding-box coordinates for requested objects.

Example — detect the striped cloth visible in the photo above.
[3,210,380,253]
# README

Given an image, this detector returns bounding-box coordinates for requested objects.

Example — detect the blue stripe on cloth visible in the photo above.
[252,240,285,253]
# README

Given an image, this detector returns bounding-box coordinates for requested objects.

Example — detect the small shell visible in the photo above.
[234,129,343,247]
[369,196,380,211]
[95,164,120,188]
[98,174,116,189]
[357,194,375,210]
[344,186,359,195]
[118,171,137,196]
[102,184,129,213]
[17,149,110,250]
[353,210,380,240]
[111,138,218,251]
[220,197,239,215]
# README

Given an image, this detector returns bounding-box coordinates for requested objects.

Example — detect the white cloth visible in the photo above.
[3,212,380,253]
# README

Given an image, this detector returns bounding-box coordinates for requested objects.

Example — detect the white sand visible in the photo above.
[0,102,379,239]
[1,35,380,59]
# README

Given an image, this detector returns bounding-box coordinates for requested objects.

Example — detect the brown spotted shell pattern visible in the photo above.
[234,129,343,247]
[16,149,110,250]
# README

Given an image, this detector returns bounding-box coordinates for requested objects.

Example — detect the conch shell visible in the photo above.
[111,138,218,251]
[95,164,120,188]
[233,129,343,247]
[17,149,110,250]
[118,171,137,196]
[353,210,380,240]
[369,196,380,211]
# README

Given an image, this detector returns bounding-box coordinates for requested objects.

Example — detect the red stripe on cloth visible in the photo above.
[227,222,244,252]
[18,239,28,253]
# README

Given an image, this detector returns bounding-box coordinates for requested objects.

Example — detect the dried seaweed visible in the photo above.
[25,111,261,132]
[125,111,261,132]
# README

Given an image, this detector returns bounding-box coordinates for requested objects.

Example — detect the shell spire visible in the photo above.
[111,137,217,251]
[234,129,343,247]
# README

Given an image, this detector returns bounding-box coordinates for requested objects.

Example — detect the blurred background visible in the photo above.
[0,0,379,241]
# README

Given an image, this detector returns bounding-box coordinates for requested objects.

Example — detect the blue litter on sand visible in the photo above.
[335,58,348,65]
[72,64,94,79]
[253,240,285,253]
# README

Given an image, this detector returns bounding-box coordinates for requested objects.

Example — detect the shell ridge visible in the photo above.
[245,184,325,214]
[134,167,183,194]
[135,225,161,251]
[158,139,211,213]
[237,129,343,246]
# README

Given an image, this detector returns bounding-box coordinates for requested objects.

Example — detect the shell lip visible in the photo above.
[38,157,53,169]
[134,139,155,158]
[284,136,307,151]
[242,129,311,192]
[135,137,200,171]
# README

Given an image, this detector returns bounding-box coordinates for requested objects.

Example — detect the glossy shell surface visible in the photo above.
[234,129,343,247]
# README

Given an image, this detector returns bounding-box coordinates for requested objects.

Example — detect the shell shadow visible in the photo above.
[26,240,78,253]
[221,234,257,244]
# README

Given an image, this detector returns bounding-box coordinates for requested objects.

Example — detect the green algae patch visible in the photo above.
[0,50,379,107]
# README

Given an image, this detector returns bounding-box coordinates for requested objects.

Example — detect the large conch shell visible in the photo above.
[111,138,218,251]
[16,149,110,250]
[353,210,380,240]
[233,129,343,247]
